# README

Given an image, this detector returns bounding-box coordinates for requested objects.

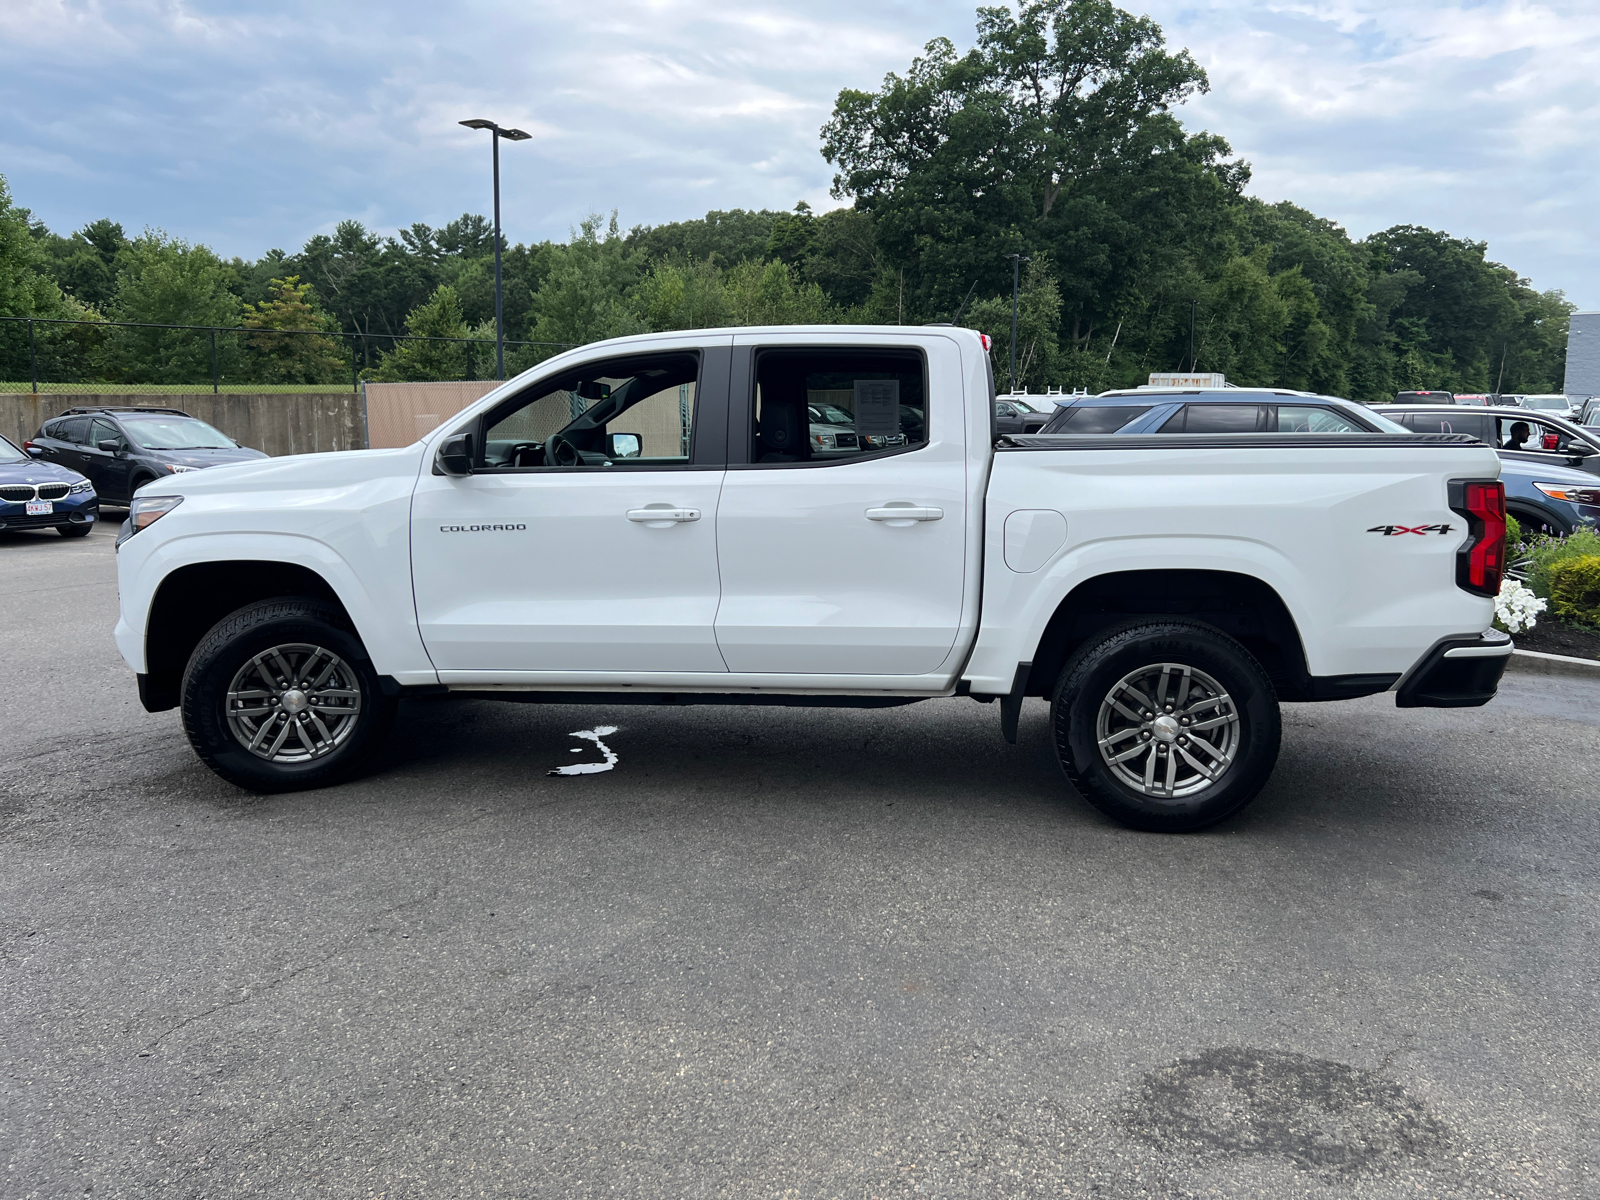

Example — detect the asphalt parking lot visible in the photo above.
[3,519,1598,1199]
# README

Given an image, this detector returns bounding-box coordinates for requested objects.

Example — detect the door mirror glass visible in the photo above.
[436,432,475,476]
[97,439,121,453]
[607,432,642,459]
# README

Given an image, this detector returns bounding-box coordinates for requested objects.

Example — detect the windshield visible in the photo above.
[120,416,235,450]
[0,436,26,464]
[809,403,856,425]
[1521,396,1569,412]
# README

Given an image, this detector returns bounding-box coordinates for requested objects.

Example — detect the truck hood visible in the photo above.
[138,445,425,498]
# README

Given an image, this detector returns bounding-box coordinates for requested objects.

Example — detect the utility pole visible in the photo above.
[1188,299,1198,372]
[459,118,532,380]
[1007,254,1030,392]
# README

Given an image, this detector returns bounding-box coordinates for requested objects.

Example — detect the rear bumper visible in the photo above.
[1395,629,1512,708]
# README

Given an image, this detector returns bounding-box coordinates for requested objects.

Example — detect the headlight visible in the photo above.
[69,479,95,494]
[126,495,183,537]
[1534,482,1600,504]
[812,432,836,448]
[165,464,197,474]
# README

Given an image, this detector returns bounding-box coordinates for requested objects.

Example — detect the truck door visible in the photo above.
[409,344,731,676]
[713,337,969,676]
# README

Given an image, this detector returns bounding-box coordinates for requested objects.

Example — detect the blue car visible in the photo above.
[0,434,99,537]
[1495,458,1600,538]
[1037,387,1395,436]
[1037,387,1600,537]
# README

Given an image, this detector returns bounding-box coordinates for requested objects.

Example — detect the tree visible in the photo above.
[368,284,473,381]
[100,229,240,384]
[241,275,347,384]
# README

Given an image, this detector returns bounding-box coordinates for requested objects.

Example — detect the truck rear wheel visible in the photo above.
[180,598,397,793]
[1052,620,1281,832]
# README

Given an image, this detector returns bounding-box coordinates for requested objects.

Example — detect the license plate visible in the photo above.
[26,501,52,516]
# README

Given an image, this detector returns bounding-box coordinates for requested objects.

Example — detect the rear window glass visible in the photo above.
[1042,405,1151,434]
[1160,404,1263,433]
[52,417,91,444]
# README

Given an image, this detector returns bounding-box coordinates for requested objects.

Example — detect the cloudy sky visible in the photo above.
[2,0,1597,305]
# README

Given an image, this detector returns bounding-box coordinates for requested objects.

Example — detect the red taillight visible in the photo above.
[22,440,36,453]
[1450,480,1505,596]
[979,333,993,352]
[1542,432,1560,450]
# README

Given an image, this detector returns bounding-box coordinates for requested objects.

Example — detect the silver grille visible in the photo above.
[37,483,70,501]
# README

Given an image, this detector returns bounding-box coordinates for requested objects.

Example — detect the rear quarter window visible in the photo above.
[1042,405,1151,434]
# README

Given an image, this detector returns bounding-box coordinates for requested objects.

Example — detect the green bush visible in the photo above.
[1548,555,1600,627]
[1505,513,1522,546]
[1523,527,1600,600]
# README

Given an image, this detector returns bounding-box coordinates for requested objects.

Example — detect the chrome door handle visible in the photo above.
[627,506,701,525]
[865,504,943,524]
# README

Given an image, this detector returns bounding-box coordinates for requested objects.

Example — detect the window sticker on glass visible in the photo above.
[854,379,900,437]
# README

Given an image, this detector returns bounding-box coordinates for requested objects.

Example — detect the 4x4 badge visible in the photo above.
[1367,524,1453,536]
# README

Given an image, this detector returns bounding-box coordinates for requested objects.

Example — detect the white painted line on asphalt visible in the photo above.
[548,725,620,775]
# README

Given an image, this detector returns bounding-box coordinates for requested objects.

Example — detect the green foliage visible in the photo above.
[98,229,241,384]
[368,285,472,381]
[241,276,347,384]
[1523,528,1600,602]
[1505,513,1522,546]
[967,256,1065,391]
[1547,555,1600,627]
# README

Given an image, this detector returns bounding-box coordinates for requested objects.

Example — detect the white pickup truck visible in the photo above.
[114,327,1513,831]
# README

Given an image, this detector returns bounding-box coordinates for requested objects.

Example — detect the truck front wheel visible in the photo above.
[180,598,397,793]
[1052,621,1281,832]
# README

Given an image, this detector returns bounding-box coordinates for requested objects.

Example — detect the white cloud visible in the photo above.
[0,0,1596,303]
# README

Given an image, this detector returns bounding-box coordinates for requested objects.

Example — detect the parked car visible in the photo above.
[1037,388,1397,435]
[1574,396,1600,429]
[1381,405,1599,479]
[0,434,99,537]
[26,407,267,506]
[1453,394,1494,406]
[1517,394,1581,420]
[994,396,1051,435]
[1495,458,1600,537]
[1393,390,1454,404]
[115,328,1509,833]
[806,402,862,458]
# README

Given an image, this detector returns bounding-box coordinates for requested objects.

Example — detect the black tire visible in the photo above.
[57,523,92,538]
[180,598,397,793]
[1052,620,1281,832]
[1507,506,1568,539]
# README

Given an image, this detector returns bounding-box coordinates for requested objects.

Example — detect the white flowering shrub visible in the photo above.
[1495,577,1547,634]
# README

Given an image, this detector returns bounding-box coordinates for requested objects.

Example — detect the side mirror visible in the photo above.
[607,432,641,459]
[97,439,121,453]
[436,432,475,476]
[1569,444,1596,460]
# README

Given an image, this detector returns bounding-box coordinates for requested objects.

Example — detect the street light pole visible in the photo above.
[459,118,532,380]
[1006,253,1029,393]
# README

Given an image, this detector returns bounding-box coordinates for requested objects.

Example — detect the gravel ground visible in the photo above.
[2,521,1597,1199]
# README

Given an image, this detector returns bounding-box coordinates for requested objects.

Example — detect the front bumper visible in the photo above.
[0,499,99,532]
[1395,629,1512,708]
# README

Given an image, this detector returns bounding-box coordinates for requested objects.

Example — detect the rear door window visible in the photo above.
[1402,412,1493,440]
[746,348,927,464]
[55,417,91,444]
[1043,405,1152,434]
[1159,404,1265,433]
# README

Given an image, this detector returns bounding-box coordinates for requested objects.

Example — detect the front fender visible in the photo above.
[115,529,437,685]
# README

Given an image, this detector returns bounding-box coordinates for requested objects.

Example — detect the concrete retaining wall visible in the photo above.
[0,392,367,458]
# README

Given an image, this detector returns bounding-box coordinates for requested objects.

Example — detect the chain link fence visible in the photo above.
[0,315,572,394]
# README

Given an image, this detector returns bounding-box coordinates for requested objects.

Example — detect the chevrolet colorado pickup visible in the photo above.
[114,327,1512,831]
